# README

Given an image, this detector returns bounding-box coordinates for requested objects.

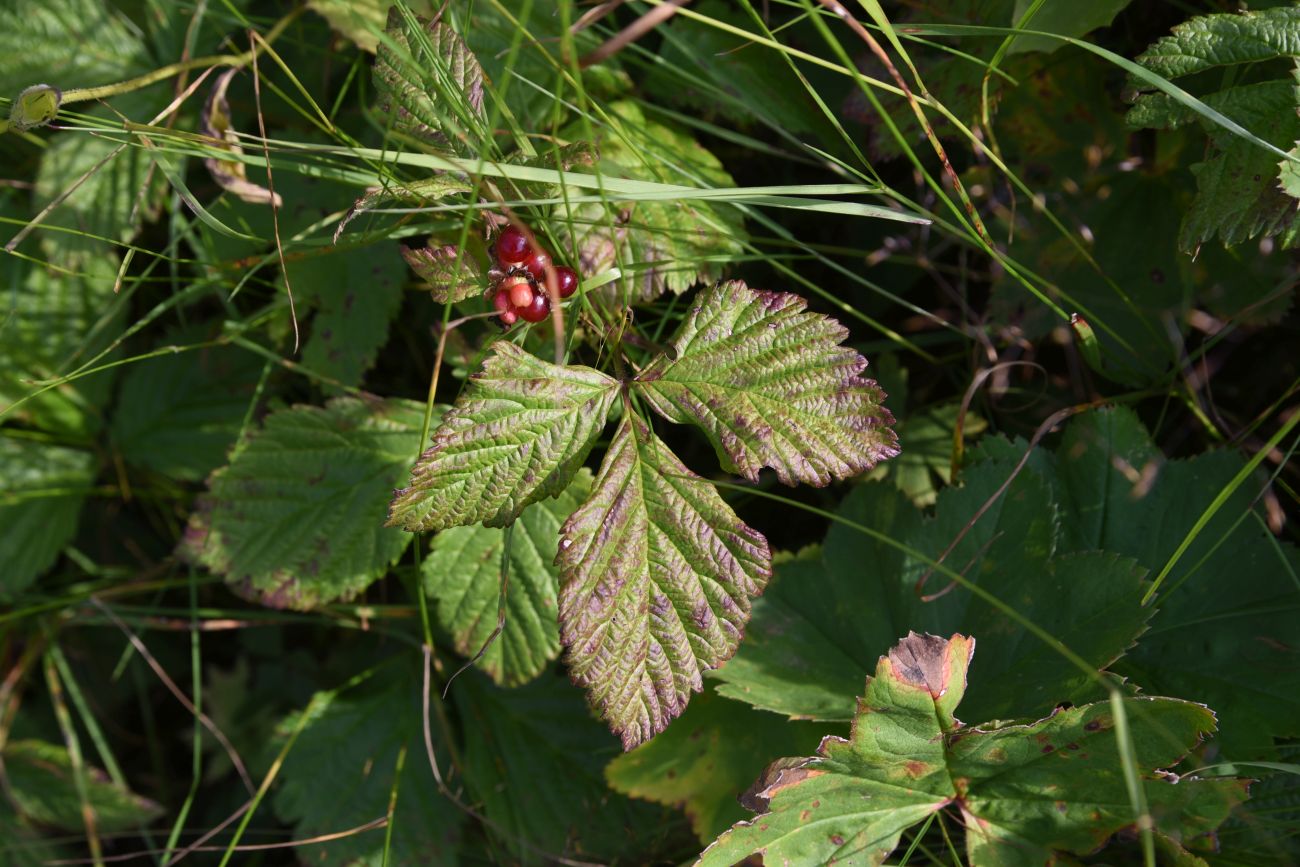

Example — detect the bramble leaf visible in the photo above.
[557,414,772,749]
[400,242,482,303]
[272,664,463,865]
[711,460,1152,725]
[637,280,898,486]
[0,438,95,602]
[606,687,837,843]
[1128,7,1300,250]
[3,739,162,832]
[699,632,1244,867]
[185,397,428,609]
[1006,0,1135,55]
[373,7,485,152]
[556,101,745,302]
[423,470,592,686]
[455,670,688,863]
[388,341,618,532]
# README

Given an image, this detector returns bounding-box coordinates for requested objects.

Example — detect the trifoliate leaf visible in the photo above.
[557,414,772,749]
[711,460,1153,726]
[185,397,428,609]
[399,242,482,303]
[272,663,463,865]
[637,280,898,487]
[423,470,592,686]
[336,175,472,245]
[556,101,744,302]
[200,68,281,207]
[3,739,162,832]
[373,7,485,152]
[110,332,264,482]
[0,438,95,602]
[455,670,689,863]
[605,687,837,843]
[699,632,1244,867]
[387,341,618,532]
[1046,407,1300,757]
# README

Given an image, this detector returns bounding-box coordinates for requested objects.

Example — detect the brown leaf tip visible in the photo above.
[888,631,971,699]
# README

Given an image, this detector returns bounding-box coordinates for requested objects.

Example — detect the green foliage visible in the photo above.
[557,101,745,301]
[2,739,162,832]
[272,665,463,865]
[0,0,145,97]
[606,687,837,842]
[700,633,1245,867]
[388,341,618,532]
[1007,0,1135,55]
[423,471,592,686]
[638,280,899,486]
[186,397,428,609]
[1128,6,1300,250]
[0,437,95,601]
[557,414,772,748]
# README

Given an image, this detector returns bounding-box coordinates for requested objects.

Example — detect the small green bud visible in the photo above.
[9,84,62,131]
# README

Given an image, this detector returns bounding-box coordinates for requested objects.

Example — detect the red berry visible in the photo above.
[553,266,579,299]
[499,307,518,326]
[518,291,550,323]
[495,225,531,267]
[522,248,552,280]
[503,277,535,309]
[492,288,512,314]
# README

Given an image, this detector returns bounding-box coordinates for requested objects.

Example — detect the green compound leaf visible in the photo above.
[606,687,838,843]
[423,470,592,686]
[272,664,463,866]
[1128,7,1300,250]
[388,341,618,532]
[186,397,428,609]
[557,101,745,302]
[0,438,95,602]
[637,280,898,486]
[557,414,772,750]
[3,739,162,833]
[711,460,1153,726]
[455,670,689,864]
[699,632,1245,867]
[373,7,485,153]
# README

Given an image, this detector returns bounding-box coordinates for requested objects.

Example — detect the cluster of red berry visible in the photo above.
[490,225,578,325]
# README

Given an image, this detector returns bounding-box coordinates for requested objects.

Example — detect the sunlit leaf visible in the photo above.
[185,397,428,609]
[637,280,898,486]
[699,632,1244,867]
[423,471,591,686]
[557,414,772,749]
[388,341,618,532]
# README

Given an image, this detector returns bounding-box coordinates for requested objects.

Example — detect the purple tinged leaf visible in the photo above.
[399,243,481,303]
[557,414,772,750]
[373,7,485,150]
[637,280,899,487]
[387,341,618,532]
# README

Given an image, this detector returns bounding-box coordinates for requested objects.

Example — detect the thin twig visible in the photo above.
[580,0,691,68]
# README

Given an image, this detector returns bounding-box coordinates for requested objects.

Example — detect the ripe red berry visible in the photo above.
[502,276,535,309]
[522,248,552,281]
[495,225,531,267]
[518,291,550,323]
[553,266,579,299]
[492,287,513,314]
